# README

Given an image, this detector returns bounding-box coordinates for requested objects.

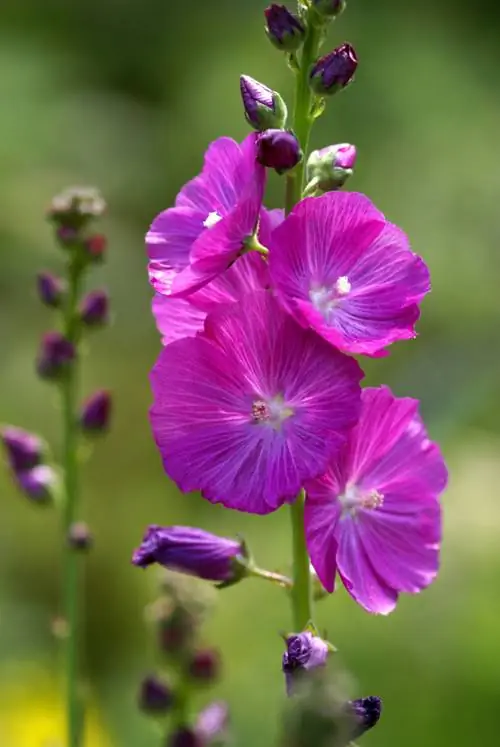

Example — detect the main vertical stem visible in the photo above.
[62,260,84,747]
[289,493,313,630]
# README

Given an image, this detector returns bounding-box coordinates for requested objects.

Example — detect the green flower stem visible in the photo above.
[247,566,293,590]
[289,492,313,630]
[62,257,85,747]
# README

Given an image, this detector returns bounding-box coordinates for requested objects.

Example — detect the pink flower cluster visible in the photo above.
[146,134,447,614]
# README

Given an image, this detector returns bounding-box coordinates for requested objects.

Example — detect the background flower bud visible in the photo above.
[36,272,66,308]
[196,701,229,745]
[1,426,44,472]
[48,186,106,230]
[16,465,58,504]
[67,521,94,551]
[306,143,357,192]
[348,696,382,739]
[138,674,174,714]
[309,43,358,95]
[80,390,112,434]
[256,129,302,174]
[79,290,110,327]
[240,75,288,131]
[84,234,107,263]
[265,4,306,52]
[188,648,220,683]
[36,332,76,381]
[312,0,346,19]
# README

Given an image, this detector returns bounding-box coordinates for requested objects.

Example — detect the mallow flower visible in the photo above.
[305,386,448,614]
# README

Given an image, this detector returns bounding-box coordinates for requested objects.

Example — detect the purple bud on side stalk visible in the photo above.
[80,290,109,327]
[36,332,76,381]
[138,674,174,714]
[282,632,330,695]
[80,390,112,434]
[309,43,358,95]
[1,426,44,472]
[265,4,306,52]
[168,728,203,747]
[306,143,357,192]
[37,272,66,308]
[312,0,347,19]
[256,129,302,174]
[348,696,382,738]
[240,75,288,132]
[188,648,220,683]
[16,465,57,504]
[68,521,93,551]
[132,526,245,584]
[196,701,229,744]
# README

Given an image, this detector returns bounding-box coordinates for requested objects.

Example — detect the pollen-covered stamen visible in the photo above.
[361,489,384,510]
[203,211,223,229]
[340,484,384,517]
[251,400,271,423]
[251,395,294,428]
[309,276,351,322]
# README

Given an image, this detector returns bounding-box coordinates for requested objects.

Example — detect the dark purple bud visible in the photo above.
[80,390,112,434]
[306,143,357,192]
[1,426,44,472]
[84,234,107,263]
[80,290,109,327]
[48,186,106,230]
[188,649,220,683]
[36,332,76,381]
[256,129,302,175]
[282,632,329,696]
[265,4,306,52]
[240,75,288,132]
[68,521,93,551]
[16,465,57,504]
[348,696,382,739]
[132,526,244,583]
[158,607,197,655]
[312,0,346,18]
[309,43,358,95]
[37,272,66,308]
[139,674,174,715]
[168,728,203,747]
[196,701,229,744]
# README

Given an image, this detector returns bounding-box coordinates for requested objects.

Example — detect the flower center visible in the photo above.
[339,484,384,518]
[309,276,351,321]
[203,211,223,229]
[251,395,294,429]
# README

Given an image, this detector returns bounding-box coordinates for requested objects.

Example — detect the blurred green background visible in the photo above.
[1,0,500,745]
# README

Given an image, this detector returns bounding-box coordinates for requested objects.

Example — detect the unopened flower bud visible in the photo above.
[158,606,197,655]
[16,465,57,504]
[48,187,106,230]
[188,649,220,683]
[36,332,76,381]
[257,129,302,175]
[132,526,246,585]
[80,390,112,435]
[68,521,93,551]
[138,674,174,715]
[312,0,346,19]
[309,43,358,95]
[240,75,288,132]
[282,632,330,695]
[306,143,357,192]
[1,426,44,472]
[196,701,229,745]
[84,234,107,263]
[80,290,109,327]
[37,272,66,308]
[168,728,203,747]
[265,4,306,52]
[348,696,382,739]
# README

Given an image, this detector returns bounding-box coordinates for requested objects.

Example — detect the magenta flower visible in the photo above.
[147,134,267,298]
[268,192,430,356]
[152,253,269,345]
[150,292,362,514]
[304,386,448,614]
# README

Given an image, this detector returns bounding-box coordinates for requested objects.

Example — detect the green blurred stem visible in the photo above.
[289,492,313,630]
[62,258,84,747]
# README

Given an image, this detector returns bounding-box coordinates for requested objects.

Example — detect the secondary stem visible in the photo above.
[289,493,313,630]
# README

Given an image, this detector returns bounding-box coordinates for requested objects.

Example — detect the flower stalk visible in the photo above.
[289,492,313,630]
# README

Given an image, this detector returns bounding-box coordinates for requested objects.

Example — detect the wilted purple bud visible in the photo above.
[36,332,76,381]
[1,426,44,472]
[80,390,112,434]
[240,75,288,132]
[312,0,346,18]
[196,701,229,744]
[349,696,382,739]
[68,521,93,551]
[37,272,66,308]
[133,526,246,584]
[138,674,174,714]
[16,465,57,504]
[282,632,329,695]
[80,290,109,327]
[256,129,302,174]
[306,143,357,192]
[265,4,306,52]
[168,728,203,747]
[309,43,358,95]
[188,649,220,683]
[48,186,106,229]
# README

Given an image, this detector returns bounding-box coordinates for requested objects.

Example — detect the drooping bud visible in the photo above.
[16,465,58,504]
[240,75,288,132]
[138,674,174,715]
[68,521,94,551]
[311,0,346,19]
[168,728,203,747]
[36,332,76,381]
[282,631,330,695]
[79,290,110,327]
[196,701,229,745]
[188,648,220,683]
[348,696,382,739]
[37,272,66,308]
[256,129,302,174]
[306,143,357,192]
[132,526,246,585]
[309,43,358,95]
[48,186,106,230]
[265,5,306,52]
[84,234,107,263]
[80,390,112,435]
[1,426,44,472]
